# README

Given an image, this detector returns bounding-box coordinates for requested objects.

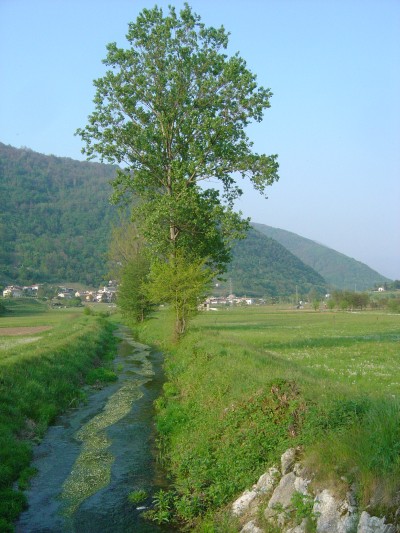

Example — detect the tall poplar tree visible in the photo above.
[77,4,278,337]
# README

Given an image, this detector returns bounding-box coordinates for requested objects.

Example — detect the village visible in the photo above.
[2,282,264,309]
[2,282,117,304]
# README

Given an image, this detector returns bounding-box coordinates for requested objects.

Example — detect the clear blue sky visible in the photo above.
[1,0,399,279]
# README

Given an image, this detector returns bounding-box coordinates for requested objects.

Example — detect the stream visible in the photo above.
[16,326,173,533]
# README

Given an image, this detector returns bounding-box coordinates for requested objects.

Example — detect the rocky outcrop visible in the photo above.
[232,467,279,517]
[357,512,396,533]
[232,448,398,533]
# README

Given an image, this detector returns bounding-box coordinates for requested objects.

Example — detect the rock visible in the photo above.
[281,448,297,474]
[268,472,297,510]
[240,519,264,533]
[267,471,310,512]
[294,474,310,495]
[254,467,279,494]
[286,519,309,533]
[232,489,258,516]
[314,489,358,533]
[357,511,396,533]
[232,467,280,519]
[293,462,309,478]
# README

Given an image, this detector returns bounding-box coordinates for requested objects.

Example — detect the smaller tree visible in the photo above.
[117,252,152,323]
[145,253,213,340]
[327,298,336,311]
[312,299,320,311]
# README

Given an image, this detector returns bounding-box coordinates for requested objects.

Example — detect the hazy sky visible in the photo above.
[1,0,399,279]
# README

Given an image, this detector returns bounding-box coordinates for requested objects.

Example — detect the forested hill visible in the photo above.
[0,143,386,295]
[225,228,328,297]
[0,142,118,285]
[253,222,390,291]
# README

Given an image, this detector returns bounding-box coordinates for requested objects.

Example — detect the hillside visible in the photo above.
[224,228,327,297]
[253,223,390,291]
[0,143,383,295]
[0,142,118,286]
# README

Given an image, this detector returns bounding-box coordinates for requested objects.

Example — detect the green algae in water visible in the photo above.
[60,379,145,517]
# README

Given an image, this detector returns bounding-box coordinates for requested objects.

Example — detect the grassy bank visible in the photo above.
[135,306,400,530]
[0,299,117,531]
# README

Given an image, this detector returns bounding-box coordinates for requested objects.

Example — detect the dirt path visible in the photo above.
[0,326,53,336]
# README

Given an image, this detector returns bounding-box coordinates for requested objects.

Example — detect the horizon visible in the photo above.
[1,0,399,279]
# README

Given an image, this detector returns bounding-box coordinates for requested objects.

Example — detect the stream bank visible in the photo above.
[16,326,172,532]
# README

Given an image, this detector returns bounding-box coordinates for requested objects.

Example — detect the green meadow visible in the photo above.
[0,299,117,531]
[135,306,400,530]
[1,299,399,531]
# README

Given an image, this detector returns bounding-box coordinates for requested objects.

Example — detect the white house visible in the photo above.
[2,285,23,298]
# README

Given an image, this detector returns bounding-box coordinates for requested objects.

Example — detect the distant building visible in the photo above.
[23,284,40,296]
[2,285,23,298]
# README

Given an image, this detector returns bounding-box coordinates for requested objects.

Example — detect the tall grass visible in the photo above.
[0,300,117,531]
[309,398,400,516]
[136,306,400,529]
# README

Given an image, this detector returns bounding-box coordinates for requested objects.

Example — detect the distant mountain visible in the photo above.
[224,228,328,297]
[0,142,118,286]
[253,223,390,291]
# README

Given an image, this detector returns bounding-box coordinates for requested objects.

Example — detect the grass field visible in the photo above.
[134,305,400,530]
[0,299,117,532]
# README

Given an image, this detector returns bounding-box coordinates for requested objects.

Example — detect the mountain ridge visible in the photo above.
[0,142,389,293]
[253,222,390,291]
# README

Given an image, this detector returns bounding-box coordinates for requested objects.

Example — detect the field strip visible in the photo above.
[0,326,53,336]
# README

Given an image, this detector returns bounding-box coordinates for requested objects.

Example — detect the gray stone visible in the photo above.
[240,519,264,533]
[268,472,297,509]
[254,466,279,494]
[294,474,310,495]
[286,519,309,533]
[357,511,396,533]
[281,448,297,474]
[267,471,310,513]
[232,489,258,516]
[314,489,358,533]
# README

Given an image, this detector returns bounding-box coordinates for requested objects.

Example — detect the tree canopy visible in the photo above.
[77,4,279,336]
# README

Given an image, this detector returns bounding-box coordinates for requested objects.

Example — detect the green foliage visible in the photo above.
[144,489,175,524]
[312,299,320,311]
[285,492,318,532]
[145,254,213,339]
[77,4,279,336]
[331,290,370,310]
[127,489,147,505]
[223,228,327,298]
[52,297,82,308]
[117,253,153,323]
[386,297,400,313]
[17,466,38,491]
[0,489,27,523]
[0,142,117,286]
[310,399,400,512]
[85,367,118,385]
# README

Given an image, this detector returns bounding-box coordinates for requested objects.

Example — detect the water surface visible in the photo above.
[16,326,172,532]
